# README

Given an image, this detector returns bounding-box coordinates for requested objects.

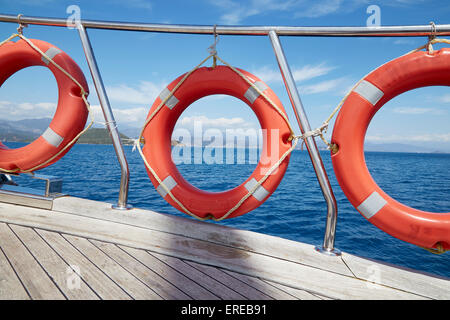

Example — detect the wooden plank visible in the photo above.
[185,261,274,300]
[89,239,189,300]
[119,245,220,300]
[9,224,98,300]
[218,268,302,300]
[342,253,450,300]
[0,223,65,300]
[151,252,247,300]
[36,229,131,300]
[0,246,29,300]
[63,234,162,300]
[52,197,353,276]
[260,280,327,300]
[0,202,434,300]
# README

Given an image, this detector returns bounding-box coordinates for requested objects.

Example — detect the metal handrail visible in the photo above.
[77,23,131,210]
[269,31,339,256]
[2,14,450,36]
[1,13,446,254]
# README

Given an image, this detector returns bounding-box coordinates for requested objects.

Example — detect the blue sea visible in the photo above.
[6,142,450,279]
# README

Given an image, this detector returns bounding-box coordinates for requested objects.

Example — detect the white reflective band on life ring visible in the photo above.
[41,47,62,65]
[157,175,177,198]
[42,127,64,148]
[357,191,387,219]
[244,81,268,104]
[159,87,179,109]
[244,177,269,202]
[353,80,384,106]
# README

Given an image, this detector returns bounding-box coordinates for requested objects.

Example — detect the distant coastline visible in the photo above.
[3,138,449,154]
[1,117,448,153]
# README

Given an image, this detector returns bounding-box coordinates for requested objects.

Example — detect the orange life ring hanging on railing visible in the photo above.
[142,66,292,220]
[0,39,89,172]
[331,48,450,251]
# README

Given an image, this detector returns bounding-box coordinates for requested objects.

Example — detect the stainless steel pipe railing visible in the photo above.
[1,13,446,252]
[269,31,340,255]
[77,23,131,210]
[1,14,450,36]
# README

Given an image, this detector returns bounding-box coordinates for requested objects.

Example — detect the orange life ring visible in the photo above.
[331,48,450,250]
[142,66,292,219]
[0,39,89,172]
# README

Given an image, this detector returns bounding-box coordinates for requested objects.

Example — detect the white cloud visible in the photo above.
[440,95,450,103]
[0,85,156,125]
[366,133,450,143]
[89,104,148,127]
[251,63,335,84]
[208,0,426,24]
[211,0,294,24]
[299,77,349,94]
[411,134,450,142]
[105,81,167,105]
[294,0,343,18]
[0,100,56,120]
[292,63,337,82]
[0,100,147,129]
[392,107,446,115]
[252,64,352,95]
[392,38,417,45]
[209,0,346,24]
[177,115,253,129]
[250,66,284,83]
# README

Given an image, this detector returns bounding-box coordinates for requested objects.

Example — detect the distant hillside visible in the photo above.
[0,118,51,142]
[1,118,448,152]
[0,118,133,145]
[306,141,448,154]
[76,128,132,145]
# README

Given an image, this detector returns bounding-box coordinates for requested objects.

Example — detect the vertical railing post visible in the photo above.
[77,23,132,210]
[268,30,340,256]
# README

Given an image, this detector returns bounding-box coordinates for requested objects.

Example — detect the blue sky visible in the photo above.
[0,0,450,151]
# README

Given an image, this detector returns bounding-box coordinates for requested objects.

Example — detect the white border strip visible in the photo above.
[357,191,387,219]
[157,175,177,198]
[244,178,269,202]
[244,81,268,104]
[159,87,179,109]
[353,80,384,106]
[42,127,63,148]
[42,47,62,65]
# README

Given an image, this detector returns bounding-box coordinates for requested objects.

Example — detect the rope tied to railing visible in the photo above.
[427,21,437,54]
[0,30,94,174]
[208,25,219,68]
[16,14,27,35]
[294,122,330,151]
[95,120,118,131]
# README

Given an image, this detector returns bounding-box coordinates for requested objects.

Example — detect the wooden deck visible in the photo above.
[0,195,448,300]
